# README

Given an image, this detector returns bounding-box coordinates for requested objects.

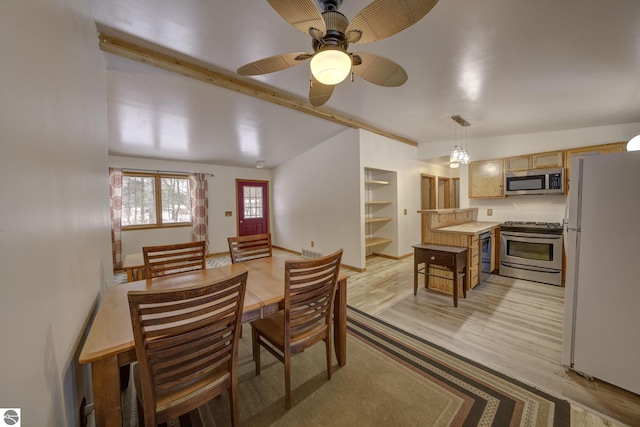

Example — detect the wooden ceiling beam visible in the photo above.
[98,33,417,147]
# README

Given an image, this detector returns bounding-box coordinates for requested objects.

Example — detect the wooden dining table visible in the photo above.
[79,253,350,427]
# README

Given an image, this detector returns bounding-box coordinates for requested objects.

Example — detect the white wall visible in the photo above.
[273,128,362,268]
[419,122,640,222]
[272,126,453,270]
[0,1,111,425]
[360,131,452,265]
[418,122,640,162]
[109,156,272,256]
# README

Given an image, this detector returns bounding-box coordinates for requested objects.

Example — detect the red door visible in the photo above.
[236,180,269,236]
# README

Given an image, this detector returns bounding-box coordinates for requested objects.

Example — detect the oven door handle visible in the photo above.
[499,261,562,274]
[500,231,562,239]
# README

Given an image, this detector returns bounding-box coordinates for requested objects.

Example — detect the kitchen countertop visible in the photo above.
[433,221,501,235]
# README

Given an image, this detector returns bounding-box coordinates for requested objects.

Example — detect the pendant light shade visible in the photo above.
[627,134,640,151]
[449,115,471,168]
[310,48,351,85]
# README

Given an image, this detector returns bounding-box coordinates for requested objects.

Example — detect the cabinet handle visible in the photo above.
[430,256,435,260]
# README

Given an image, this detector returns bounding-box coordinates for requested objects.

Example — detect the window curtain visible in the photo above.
[109,167,123,269]
[190,173,209,254]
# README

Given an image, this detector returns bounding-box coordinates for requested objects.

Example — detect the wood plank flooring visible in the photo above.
[346,255,640,427]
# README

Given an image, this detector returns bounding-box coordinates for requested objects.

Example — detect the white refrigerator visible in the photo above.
[562,150,640,395]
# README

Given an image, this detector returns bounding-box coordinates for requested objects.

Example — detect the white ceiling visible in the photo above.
[91,0,640,169]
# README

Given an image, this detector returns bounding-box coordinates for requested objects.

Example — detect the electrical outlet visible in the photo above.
[404,208,407,215]
[487,208,493,216]
[225,211,232,217]
[311,241,314,247]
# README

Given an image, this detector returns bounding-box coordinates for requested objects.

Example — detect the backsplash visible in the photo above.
[469,195,567,223]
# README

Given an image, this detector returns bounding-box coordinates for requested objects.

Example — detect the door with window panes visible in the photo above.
[236,180,269,236]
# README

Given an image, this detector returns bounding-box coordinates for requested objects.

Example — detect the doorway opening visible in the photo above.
[437,177,451,209]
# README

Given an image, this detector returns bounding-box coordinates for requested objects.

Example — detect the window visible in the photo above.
[121,173,191,228]
[243,185,264,219]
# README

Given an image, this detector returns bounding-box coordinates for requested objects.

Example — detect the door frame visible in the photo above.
[235,179,270,236]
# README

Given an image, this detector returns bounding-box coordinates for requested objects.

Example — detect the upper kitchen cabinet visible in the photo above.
[505,150,564,172]
[469,159,505,198]
[564,142,627,194]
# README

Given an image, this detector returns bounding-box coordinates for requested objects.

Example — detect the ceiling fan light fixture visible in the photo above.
[310,48,351,85]
[627,134,640,151]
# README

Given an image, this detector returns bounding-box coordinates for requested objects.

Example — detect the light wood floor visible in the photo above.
[346,255,640,427]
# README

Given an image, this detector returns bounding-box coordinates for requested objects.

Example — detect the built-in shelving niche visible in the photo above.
[364,167,397,258]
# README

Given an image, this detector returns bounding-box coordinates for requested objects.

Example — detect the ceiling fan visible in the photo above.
[237,0,439,106]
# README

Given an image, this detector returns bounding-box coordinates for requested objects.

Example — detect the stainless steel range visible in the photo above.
[499,221,563,286]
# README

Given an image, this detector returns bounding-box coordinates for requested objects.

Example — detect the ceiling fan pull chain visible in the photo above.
[350,71,354,82]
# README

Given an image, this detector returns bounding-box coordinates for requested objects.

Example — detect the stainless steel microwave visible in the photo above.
[504,168,564,195]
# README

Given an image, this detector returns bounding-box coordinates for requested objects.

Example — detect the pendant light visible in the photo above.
[450,115,471,168]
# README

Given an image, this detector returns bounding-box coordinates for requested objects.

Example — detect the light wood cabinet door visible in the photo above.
[564,142,627,193]
[505,150,563,172]
[532,150,564,169]
[505,155,530,171]
[469,159,505,198]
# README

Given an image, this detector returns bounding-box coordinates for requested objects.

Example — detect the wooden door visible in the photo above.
[420,174,436,210]
[236,180,269,236]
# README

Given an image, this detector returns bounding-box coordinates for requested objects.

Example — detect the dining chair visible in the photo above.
[250,249,343,409]
[127,269,248,427]
[142,240,206,278]
[227,233,272,264]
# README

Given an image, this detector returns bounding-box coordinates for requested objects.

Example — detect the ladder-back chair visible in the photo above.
[142,241,206,278]
[250,249,343,409]
[128,269,248,427]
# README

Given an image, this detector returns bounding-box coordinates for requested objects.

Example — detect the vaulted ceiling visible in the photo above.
[91,0,640,169]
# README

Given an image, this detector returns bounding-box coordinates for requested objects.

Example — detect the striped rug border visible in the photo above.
[347,305,571,426]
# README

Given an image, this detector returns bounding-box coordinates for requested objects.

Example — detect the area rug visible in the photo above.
[123,306,570,426]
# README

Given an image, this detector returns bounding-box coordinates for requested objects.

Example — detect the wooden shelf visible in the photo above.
[365,237,393,248]
[365,217,392,224]
[365,200,392,205]
[364,167,395,256]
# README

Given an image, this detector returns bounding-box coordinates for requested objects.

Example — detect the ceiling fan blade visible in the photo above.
[352,52,407,87]
[237,52,310,76]
[347,0,439,44]
[267,0,326,38]
[309,78,334,107]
